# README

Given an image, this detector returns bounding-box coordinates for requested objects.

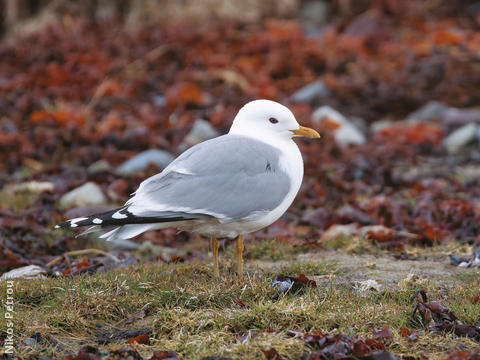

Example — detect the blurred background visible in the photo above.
[1,0,480,274]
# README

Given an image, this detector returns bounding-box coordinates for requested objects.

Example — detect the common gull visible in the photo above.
[56,99,320,277]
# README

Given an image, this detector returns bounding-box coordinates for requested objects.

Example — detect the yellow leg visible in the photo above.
[210,237,219,277]
[236,235,244,276]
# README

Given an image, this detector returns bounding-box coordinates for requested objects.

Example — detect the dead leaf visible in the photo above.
[150,350,178,360]
[372,327,392,341]
[128,334,150,345]
[261,348,285,360]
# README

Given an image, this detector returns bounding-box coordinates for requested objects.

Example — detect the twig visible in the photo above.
[46,248,120,268]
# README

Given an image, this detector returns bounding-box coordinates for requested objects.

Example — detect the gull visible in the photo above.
[56,100,320,277]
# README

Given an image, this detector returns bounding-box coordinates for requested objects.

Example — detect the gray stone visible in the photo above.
[299,0,329,30]
[107,239,140,251]
[87,159,112,174]
[443,107,480,126]
[184,119,220,146]
[334,125,366,146]
[116,149,174,175]
[312,105,347,123]
[152,94,166,107]
[456,165,480,183]
[271,277,293,293]
[312,105,366,145]
[443,123,478,153]
[407,102,480,127]
[59,182,108,209]
[370,119,396,132]
[24,337,37,347]
[291,80,330,103]
[349,116,368,134]
[406,101,449,122]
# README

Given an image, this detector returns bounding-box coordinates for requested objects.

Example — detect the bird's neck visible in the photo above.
[228,127,294,151]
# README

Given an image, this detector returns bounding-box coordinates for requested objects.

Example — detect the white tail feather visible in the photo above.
[99,224,164,241]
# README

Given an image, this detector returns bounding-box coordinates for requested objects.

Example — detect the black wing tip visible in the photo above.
[54,208,127,230]
[54,218,88,229]
[53,207,206,230]
[55,221,75,229]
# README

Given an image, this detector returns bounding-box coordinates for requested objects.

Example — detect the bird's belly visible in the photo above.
[177,218,263,238]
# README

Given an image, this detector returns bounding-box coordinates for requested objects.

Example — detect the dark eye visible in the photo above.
[269,117,279,124]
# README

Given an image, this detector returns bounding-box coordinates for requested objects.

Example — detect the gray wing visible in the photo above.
[126,135,291,222]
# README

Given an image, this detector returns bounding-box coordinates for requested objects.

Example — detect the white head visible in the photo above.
[229,99,319,143]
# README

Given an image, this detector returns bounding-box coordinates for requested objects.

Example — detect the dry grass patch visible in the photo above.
[0,251,479,359]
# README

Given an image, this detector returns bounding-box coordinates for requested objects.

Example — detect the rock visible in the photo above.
[1,265,46,279]
[152,94,166,107]
[443,123,478,153]
[349,116,368,134]
[407,102,480,127]
[108,239,140,251]
[456,165,480,183]
[59,182,108,209]
[443,107,480,127]
[330,121,366,146]
[406,101,449,122]
[299,0,329,31]
[7,181,54,193]
[312,106,366,145]
[116,149,174,175]
[271,277,294,293]
[312,105,346,123]
[291,80,330,103]
[320,224,359,243]
[371,119,396,132]
[24,337,38,347]
[87,159,112,174]
[184,119,220,146]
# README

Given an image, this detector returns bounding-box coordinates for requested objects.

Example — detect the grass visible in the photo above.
[0,249,479,359]
[243,239,311,261]
[0,188,37,214]
[277,260,340,276]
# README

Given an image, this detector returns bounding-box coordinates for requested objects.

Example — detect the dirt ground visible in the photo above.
[252,250,471,288]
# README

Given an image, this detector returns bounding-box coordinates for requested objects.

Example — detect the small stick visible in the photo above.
[46,248,120,268]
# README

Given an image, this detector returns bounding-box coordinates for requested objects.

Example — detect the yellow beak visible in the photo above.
[290,126,320,139]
